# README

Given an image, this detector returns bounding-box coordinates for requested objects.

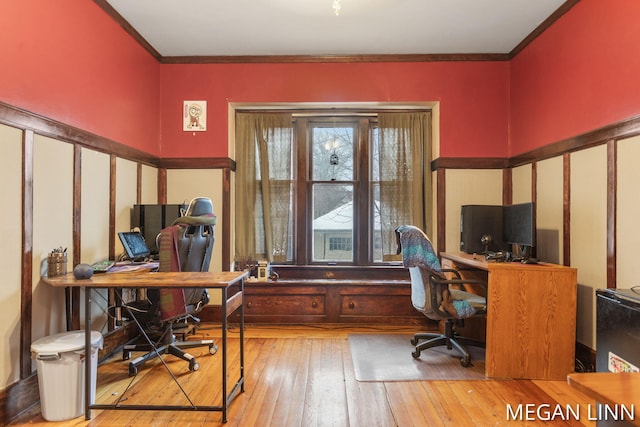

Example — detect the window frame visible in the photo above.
[293,116,381,266]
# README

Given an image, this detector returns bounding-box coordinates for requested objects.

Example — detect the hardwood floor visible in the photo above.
[11,325,597,427]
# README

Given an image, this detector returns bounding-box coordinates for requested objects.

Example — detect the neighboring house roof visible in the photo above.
[313,201,381,231]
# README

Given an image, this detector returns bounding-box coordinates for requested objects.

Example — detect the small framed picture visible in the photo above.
[183,100,207,131]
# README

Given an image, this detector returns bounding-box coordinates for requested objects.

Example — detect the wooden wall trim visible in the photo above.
[509,113,640,167]
[92,0,162,62]
[71,146,82,331]
[222,168,232,271]
[161,53,512,64]
[0,374,39,425]
[563,153,571,266]
[431,157,508,171]
[93,0,576,64]
[607,140,617,288]
[502,168,512,205]
[20,130,34,380]
[434,115,640,172]
[159,157,236,170]
[436,168,446,253]
[109,155,117,260]
[509,0,580,58]
[0,101,160,167]
[157,168,167,204]
[531,162,537,204]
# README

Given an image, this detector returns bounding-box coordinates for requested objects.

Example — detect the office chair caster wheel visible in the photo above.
[209,344,218,355]
[412,350,421,359]
[129,364,138,376]
[189,359,200,372]
[410,337,418,346]
[123,350,131,361]
[460,356,471,367]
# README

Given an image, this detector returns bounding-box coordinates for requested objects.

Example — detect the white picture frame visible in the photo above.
[183,100,207,131]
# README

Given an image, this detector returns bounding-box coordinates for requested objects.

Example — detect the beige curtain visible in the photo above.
[378,111,432,260]
[235,112,293,263]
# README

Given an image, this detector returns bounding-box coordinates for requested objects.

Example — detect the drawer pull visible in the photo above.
[348,302,355,309]
[247,301,253,309]
[311,301,317,308]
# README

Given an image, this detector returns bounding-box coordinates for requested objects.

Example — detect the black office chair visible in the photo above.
[122,197,218,376]
[395,225,487,367]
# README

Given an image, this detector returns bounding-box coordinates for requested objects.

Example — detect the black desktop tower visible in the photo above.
[459,205,505,254]
[131,204,187,254]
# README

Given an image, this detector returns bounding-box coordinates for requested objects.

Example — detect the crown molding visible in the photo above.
[93,0,578,64]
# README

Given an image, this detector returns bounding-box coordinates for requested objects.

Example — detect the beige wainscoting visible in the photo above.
[0,124,23,391]
[140,163,159,204]
[167,168,224,304]
[511,163,532,203]
[536,155,564,265]
[444,168,503,253]
[32,135,74,344]
[616,135,640,291]
[571,144,608,349]
[115,157,140,252]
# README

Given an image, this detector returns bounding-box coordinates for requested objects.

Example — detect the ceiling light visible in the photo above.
[333,0,341,16]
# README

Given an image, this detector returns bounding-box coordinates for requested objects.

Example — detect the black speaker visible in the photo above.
[460,205,505,254]
[131,204,187,254]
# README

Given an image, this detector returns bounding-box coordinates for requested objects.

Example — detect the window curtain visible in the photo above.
[378,111,432,260]
[235,112,293,263]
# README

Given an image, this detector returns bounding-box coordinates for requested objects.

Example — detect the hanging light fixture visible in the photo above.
[332,0,341,16]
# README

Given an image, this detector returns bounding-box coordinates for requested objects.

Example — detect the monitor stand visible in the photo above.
[510,245,533,262]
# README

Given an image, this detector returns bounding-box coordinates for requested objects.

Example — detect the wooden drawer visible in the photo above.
[340,294,415,316]
[245,293,325,316]
[338,285,423,322]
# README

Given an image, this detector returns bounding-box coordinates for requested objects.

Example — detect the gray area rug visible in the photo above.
[348,334,486,381]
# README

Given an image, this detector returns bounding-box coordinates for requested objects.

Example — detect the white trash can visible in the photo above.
[30,330,103,421]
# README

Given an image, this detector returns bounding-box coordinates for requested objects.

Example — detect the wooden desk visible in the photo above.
[568,372,640,426]
[43,270,247,423]
[441,252,577,380]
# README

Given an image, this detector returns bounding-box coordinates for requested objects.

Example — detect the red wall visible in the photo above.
[3,0,638,160]
[159,61,510,159]
[0,0,161,155]
[510,0,640,156]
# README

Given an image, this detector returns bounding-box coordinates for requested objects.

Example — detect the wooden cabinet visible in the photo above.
[338,285,419,321]
[243,284,327,323]
[441,252,578,380]
[237,278,430,326]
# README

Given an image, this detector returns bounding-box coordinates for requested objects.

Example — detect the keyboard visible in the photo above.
[91,260,115,273]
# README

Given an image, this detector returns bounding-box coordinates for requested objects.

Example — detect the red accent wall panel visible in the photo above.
[0,0,161,155]
[510,0,640,156]
[159,61,510,159]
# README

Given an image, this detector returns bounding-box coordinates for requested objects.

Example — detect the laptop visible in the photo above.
[118,231,151,262]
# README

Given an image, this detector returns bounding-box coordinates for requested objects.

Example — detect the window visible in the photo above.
[329,237,352,251]
[310,120,357,262]
[235,110,431,266]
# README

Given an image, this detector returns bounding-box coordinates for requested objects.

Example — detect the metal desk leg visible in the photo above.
[221,287,227,423]
[239,280,245,393]
[84,286,92,420]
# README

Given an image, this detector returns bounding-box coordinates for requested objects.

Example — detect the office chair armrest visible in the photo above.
[432,277,488,293]
[440,268,462,279]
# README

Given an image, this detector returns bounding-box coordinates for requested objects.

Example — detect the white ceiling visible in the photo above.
[104,0,567,57]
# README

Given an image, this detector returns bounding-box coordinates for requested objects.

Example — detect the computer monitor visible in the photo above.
[459,205,505,254]
[118,231,151,261]
[131,204,187,254]
[503,202,536,257]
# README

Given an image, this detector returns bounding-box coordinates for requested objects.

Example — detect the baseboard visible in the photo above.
[0,374,39,425]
